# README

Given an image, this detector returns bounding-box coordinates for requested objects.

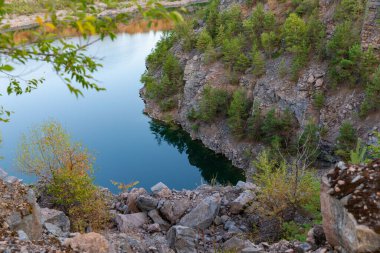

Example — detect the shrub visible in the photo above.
[334,0,365,23]
[219,4,243,37]
[251,45,266,76]
[283,13,308,54]
[313,91,325,109]
[17,121,109,232]
[306,11,326,59]
[235,53,251,73]
[247,101,263,141]
[243,3,275,44]
[196,29,213,52]
[203,44,219,64]
[335,121,358,160]
[361,67,380,116]
[205,0,220,37]
[261,108,280,144]
[228,89,250,138]
[197,86,230,122]
[261,31,278,58]
[146,32,175,71]
[222,36,244,70]
[174,21,196,52]
[253,150,320,218]
[368,131,380,159]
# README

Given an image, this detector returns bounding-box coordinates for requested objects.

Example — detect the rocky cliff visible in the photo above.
[141,0,380,178]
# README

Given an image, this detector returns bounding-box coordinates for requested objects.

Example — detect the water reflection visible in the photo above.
[149,120,246,185]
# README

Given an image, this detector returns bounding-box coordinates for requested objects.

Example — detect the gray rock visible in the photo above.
[147,223,161,233]
[0,168,8,179]
[40,208,70,233]
[229,190,255,214]
[151,182,169,194]
[17,230,29,241]
[160,198,190,224]
[235,181,257,191]
[136,195,158,212]
[295,242,312,253]
[223,237,255,252]
[116,213,148,233]
[44,222,64,237]
[242,247,265,253]
[4,176,20,184]
[148,209,170,230]
[167,225,197,253]
[179,194,221,229]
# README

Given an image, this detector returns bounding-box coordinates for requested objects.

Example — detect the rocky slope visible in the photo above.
[141,0,380,177]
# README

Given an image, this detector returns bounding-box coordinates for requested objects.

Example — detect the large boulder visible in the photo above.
[115,213,149,233]
[223,237,257,252]
[179,193,221,229]
[1,180,43,241]
[229,190,256,214]
[151,182,172,198]
[167,225,197,253]
[64,232,110,253]
[41,208,70,233]
[136,195,158,212]
[124,188,147,213]
[148,209,170,230]
[321,160,380,253]
[159,198,191,224]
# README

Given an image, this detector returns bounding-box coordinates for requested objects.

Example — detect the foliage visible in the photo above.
[111,180,139,192]
[334,0,366,23]
[17,121,108,232]
[278,59,288,78]
[306,11,326,58]
[205,0,220,37]
[335,121,357,160]
[313,91,325,109]
[222,36,245,70]
[253,150,320,218]
[368,131,380,159]
[282,221,312,242]
[227,89,250,138]
[146,32,175,71]
[349,139,369,165]
[261,108,280,144]
[196,86,230,122]
[235,53,251,73]
[261,31,278,58]
[361,67,380,116]
[196,29,213,52]
[247,101,263,141]
[174,21,196,52]
[251,45,266,76]
[283,13,308,54]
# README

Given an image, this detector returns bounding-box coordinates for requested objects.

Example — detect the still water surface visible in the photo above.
[0,32,244,192]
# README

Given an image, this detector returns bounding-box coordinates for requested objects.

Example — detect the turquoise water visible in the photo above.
[0,32,244,192]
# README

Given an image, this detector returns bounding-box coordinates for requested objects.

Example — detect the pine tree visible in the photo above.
[335,122,358,160]
[228,89,250,138]
[251,45,266,76]
[197,29,213,52]
[247,101,263,141]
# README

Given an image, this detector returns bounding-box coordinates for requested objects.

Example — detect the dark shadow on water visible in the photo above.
[149,119,246,185]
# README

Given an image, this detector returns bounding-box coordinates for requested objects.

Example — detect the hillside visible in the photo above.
[141,0,380,176]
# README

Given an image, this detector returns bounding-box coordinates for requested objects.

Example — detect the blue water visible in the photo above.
[0,32,244,192]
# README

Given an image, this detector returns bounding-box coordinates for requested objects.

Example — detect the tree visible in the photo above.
[0,0,183,122]
[335,122,357,160]
[222,36,244,70]
[251,45,266,76]
[283,13,308,54]
[261,31,277,58]
[197,86,230,122]
[243,3,275,44]
[17,121,109,232]
[228,89,250,138]
[196,29,213,52]
[361,67,380,115]
[247,101,263,141]
[261,108,279,144]
[235,53,251,73]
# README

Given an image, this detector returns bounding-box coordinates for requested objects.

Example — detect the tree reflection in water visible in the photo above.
[149,120,246,185]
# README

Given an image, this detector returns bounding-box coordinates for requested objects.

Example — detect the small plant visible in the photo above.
[227,89,250,138]
[313,91,325,109]
[349,139,369,165]
[111,180,139,192]
[335,121,358,160]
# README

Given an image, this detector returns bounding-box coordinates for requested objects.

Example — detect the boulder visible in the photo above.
[64,232,110,253]
[148,209,170,230]
[160,198,191,224]
[17,230,29,241]
[235,181,258,191]
[5,188,43,241]
[167,225,197,253]
[179,194,221,229]
[116,213,148,233]
[40,208,70,233]
[44,223,65,237]
[229,190,255,214]
[136,195,158,212]
[223,237,256,252]
[151,182,172,198]
[125,188,147,213]
[321,161,380,253]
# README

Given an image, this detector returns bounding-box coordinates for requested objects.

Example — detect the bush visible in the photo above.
[313,91,325,109]
[196,29,213,52]
[361,67,380,116]
[197,86,230,122]
[253,150,320,218]
[146,32,175,71]
[247,101,263,141]
[261,108,280,144]
[222,36,244,70]
[335,121,358,160]
[283,13,308,54]
[174,21,196,52]
[251,45,266,76]
[205,0,220,37]
[243,3,275,44]
[17,121,109,232]
[235,53,251,73]
[334,0,365,23]
[261,31,278,58]
[227,89,250,138]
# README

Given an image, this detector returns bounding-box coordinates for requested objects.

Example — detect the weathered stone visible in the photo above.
[229,190,255,214]
[64,232,110,253]
[147,223,161,233]
[44,223,64,237]
[179,194,221,229]
[17,230,29,241]
[136,195,158,212]
[116,213,148,233]
[235,181,257,191]
[148,209,170,230]
[160,198,190,224]
[125,188,147,213]
[151,182,169,195]
[223,237,255,252]
[315,78,324,87]
[321,169,380,253]
[307,74,315,84]
[40,208,70,233]
[167,225,197,253]
[241,247,265,253]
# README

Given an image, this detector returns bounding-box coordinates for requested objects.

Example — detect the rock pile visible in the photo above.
[321,160,380,253]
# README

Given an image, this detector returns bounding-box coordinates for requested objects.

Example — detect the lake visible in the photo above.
[0,31,244,192]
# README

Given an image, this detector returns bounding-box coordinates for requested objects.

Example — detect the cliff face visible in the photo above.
[141,0,380,177]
